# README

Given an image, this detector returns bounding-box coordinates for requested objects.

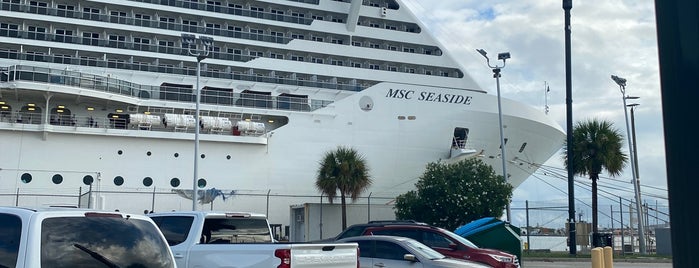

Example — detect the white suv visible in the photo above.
[0,206,176,268]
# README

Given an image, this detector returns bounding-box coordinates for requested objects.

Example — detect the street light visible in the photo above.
[611,74,646,254]
[182,33,214,211]
[477,49,511,221]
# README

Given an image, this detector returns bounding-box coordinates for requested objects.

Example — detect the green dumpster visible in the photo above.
[454,217,522,263]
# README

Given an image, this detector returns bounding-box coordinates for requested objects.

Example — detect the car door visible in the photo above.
[150,215,196,268]
[373,240,423,268]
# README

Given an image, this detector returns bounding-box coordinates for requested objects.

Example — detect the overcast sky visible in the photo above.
[403,0,667,228]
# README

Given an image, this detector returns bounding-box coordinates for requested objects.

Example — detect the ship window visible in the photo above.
[83,175,94,185]
[118,150,123,155]
[82,32,100,46]
[52,174,63,184]
[29,1,48,14]
[0,23,19,38]
[147,151,152,156]
[82,7,100,20]
[143,177,153,187]
[170,178,180,187]
[54,29,73,43]
[57,4,75,17]
[200,154,206,159]
[519,142,527,153]
[277,93,310,111]
[226,155,231,160]
[236,90,272,108]
[114,176,124,186]
[21,173,32,183]
[197,179,207,188]
[452,128,469,149]
[174,153,179,158]
[27,26,46,40]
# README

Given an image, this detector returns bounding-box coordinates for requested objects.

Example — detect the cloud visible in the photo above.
[405,0,667,227]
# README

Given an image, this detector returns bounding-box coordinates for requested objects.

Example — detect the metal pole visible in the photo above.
[563,0,576,255]
[266,189,271,218]
[151,186,156,212]
[611,205,614,251]
[621,87,646,254]
[367,192,372,222]
[620,196,625,255]
[494,67,510,222]
[193,59,201,211]
[526,201,530,253]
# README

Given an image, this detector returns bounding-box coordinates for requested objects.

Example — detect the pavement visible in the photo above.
[522,257,673,268]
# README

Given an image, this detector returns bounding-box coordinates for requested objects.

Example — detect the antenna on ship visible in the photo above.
[544,81,550,115]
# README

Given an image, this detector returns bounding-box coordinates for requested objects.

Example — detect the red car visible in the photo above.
[361,224,519,268]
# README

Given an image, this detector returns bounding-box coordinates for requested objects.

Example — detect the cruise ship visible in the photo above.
[0,0,564,226]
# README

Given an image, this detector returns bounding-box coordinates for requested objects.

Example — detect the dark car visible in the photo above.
[331,220,519,268]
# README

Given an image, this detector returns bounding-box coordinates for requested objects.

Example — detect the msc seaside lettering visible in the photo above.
[385,88,472,105]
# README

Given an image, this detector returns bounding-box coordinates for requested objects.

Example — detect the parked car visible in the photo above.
[330,220,519,268]
[338,235,490,268]
[0,206,176,268]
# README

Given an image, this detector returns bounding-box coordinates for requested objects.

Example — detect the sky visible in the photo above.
[402,0,667,229]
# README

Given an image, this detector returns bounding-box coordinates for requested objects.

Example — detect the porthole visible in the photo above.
[21,173,32,183]
[118,150,123,155]
[197,179,207,188]
[143,177,153,187]
[200,154,205,159]
[226,155,231,160]
[114,176,124,186]
[52,174,63,184]
[174,153,179,158]
[170,178,180,187]
[83,175,94,185]
[147,151,152,156]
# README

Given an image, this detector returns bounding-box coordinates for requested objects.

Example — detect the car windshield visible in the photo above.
[403,239,446,260]
[439,228,480,248]
[41,216,175,268]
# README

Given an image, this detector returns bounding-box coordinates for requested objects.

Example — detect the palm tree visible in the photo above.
[315,146,372,230]
[564,119,627,246]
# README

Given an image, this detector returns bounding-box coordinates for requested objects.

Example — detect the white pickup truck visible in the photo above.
[148,211,359,268]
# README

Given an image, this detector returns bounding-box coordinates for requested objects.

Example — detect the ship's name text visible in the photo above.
[385,89,472,105]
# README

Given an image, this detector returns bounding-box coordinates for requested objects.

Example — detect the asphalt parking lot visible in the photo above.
[523,260,672,268]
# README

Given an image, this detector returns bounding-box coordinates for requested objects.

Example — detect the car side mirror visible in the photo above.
[403,254,417,262]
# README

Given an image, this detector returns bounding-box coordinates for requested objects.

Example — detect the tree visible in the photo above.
[564,118,626,243]
[394,158,513,231]
[315,146,372,230]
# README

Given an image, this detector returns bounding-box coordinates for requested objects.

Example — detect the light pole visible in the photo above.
[476,48,511,222]
[182,33,214,211]
[611,74,646,254]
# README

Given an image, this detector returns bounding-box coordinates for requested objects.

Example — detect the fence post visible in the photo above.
[525,200,530,253]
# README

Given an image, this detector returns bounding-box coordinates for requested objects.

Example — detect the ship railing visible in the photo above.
[0,111,270,137]
[1,65,336,112]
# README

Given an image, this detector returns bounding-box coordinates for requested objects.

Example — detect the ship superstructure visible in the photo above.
[0,0,564,226]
